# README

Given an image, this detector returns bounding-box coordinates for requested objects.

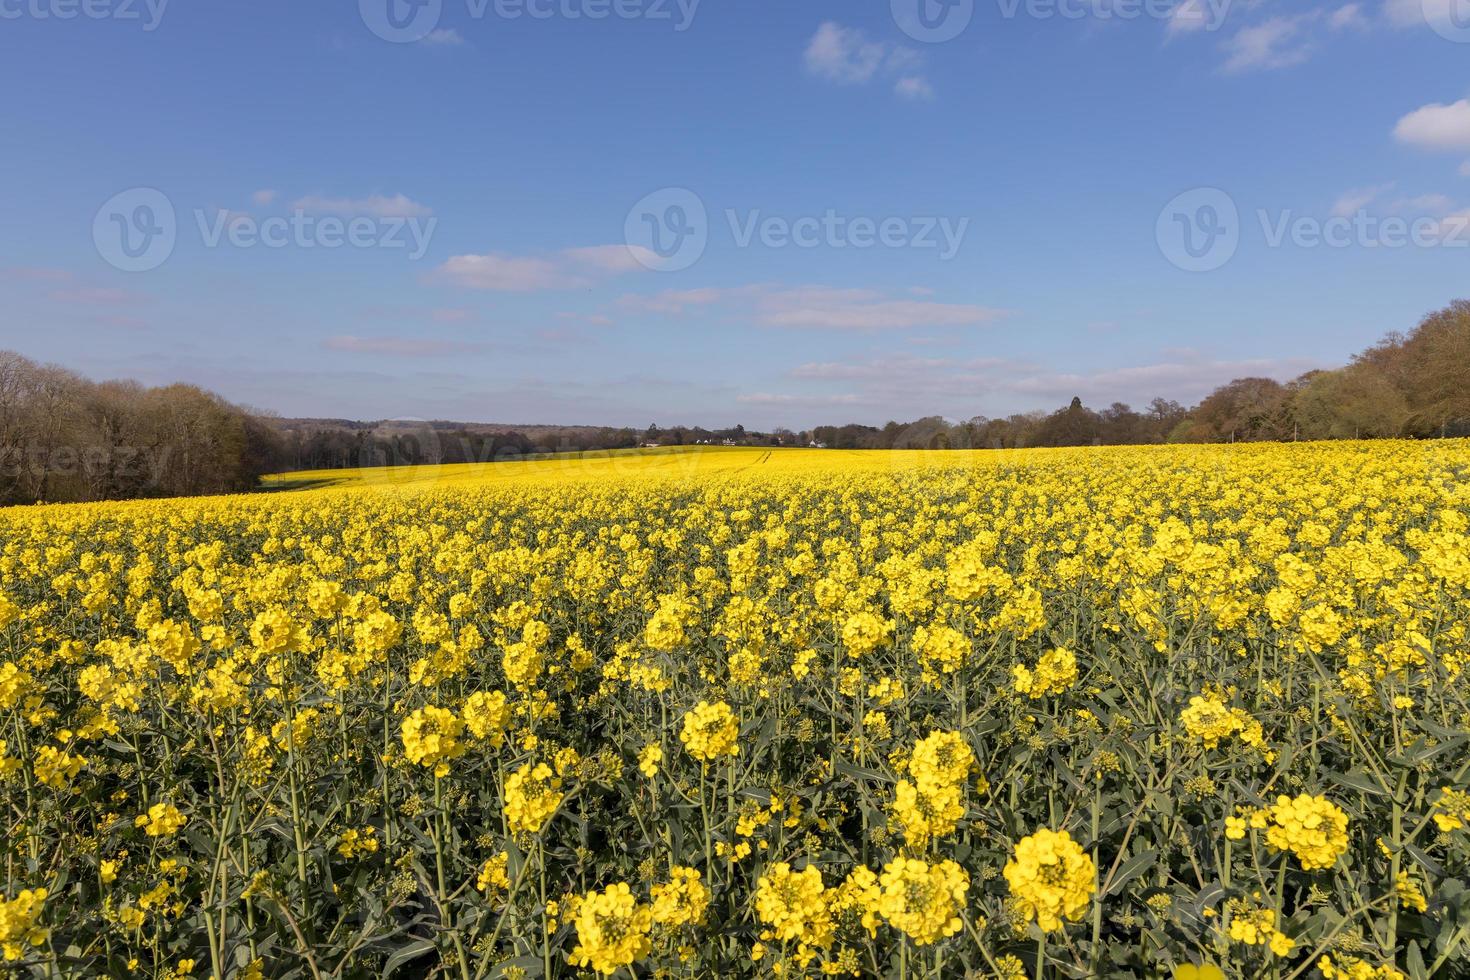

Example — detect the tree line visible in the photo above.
[0,352,281,506]
[809,300,1470,450]
[1,300,1465,505]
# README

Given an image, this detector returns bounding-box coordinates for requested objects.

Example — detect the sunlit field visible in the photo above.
[2,442,1468,979]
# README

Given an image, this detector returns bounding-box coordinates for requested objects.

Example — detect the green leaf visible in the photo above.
[381,938,436,977]
[1328,769,1388,797]
[1106,849,1157,896]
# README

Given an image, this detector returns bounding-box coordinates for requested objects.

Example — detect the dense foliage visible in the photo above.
[0,443,1467,979]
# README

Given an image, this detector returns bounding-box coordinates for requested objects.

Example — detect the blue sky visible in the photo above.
[1,0,1467,428]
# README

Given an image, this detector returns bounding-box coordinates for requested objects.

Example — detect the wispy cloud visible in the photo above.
[804,22,935,98]
[616,284,1006,331]
[251,189,278,206]
[894,76,935,100]
[324,335,484,357]
[1327,3,1368,30]
[1331,183,1394,217]
[434,245,655,291]
[1221,16,1315,73]
[292,193,433,218]
[736,392,862,406]
[423,28,465,45]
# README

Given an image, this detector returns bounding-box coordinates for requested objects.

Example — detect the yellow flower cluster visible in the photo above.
[134,803,186,838]
[0,888,47,962]
[875,857,968,946]
[892,730,976,846]
[1263,794,1349,870]
[678,700,739,763]
[1012,648,1078,699]
[475,851,510,893]
[1433,786,1469,832]
[1002,828,1096,932]
[1318,954,1409,979]
[650,866,710,928]
[569,882,653,975]
[1226,904,1294,957]
[503,762,564,834]
[1179,695,1272,759]
[399,705,466,777]
[754,863,833,947]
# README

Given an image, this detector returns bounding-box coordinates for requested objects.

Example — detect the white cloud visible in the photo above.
[759,298,1001,331]
[804,21,934,97]
[1331,182,1394,217]
[435,254,567,291]
[561,244,660,274]
[1221,16,1315,72]
[1327,3,1368,29]
[434,246,653,292]
[292,193,433,218]
[252,189,277,206]
[1394,100,1470,151]
[423,28,464,45]
[614,284,1003,331]
[616,286,751,315]
[1392,192,1456,213]
[1461,160,1470,177]
[805,22,888,83]
[325,335,481,356]
[894,76,935,100]
[736,392,862,406]
[791,357,952,380]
